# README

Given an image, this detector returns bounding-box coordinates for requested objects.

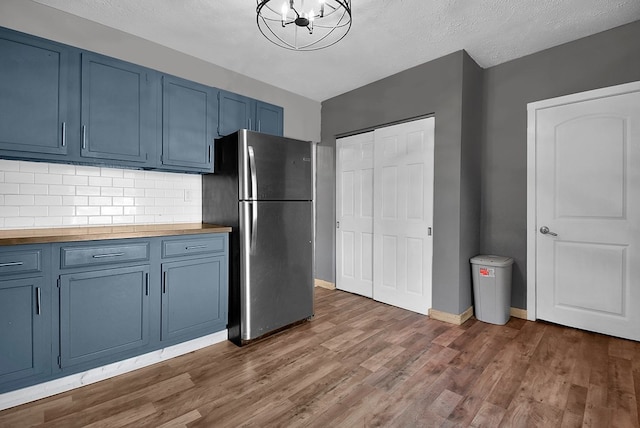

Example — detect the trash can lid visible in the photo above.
[470,255,514,267]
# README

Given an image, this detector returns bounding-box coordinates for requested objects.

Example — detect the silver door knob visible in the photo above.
[539,226,558,237]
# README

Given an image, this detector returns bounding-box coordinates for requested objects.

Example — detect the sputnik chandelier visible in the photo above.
[256,0,352,51]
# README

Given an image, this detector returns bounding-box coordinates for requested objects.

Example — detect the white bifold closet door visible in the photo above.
[336,117,434,314]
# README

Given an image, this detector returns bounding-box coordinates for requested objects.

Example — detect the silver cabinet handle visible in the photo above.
[92,252,125,258]
[163,271,167,294]
[185,245,207,250]
[0,261,24,267]
[36,287,41,315]
[82,125,87,149]
[61,122,66,147]
[540,226,558,237]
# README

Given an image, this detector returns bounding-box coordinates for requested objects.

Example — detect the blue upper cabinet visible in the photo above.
[255,100,284,136]
[79,53,157,167]
[218,90,253,137]
[162,76,216,173]
[218,90,284,137]
[0,29,75,161]
[0,26,283,173]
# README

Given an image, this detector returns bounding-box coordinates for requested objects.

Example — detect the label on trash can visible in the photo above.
[480,267,495,278]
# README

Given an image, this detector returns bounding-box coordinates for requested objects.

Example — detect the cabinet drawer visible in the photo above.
[61,242,149,268]
[0,250,41,276]
[162,235,225,258]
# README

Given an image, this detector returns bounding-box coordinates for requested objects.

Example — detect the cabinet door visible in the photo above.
[0,30,71,158]
[255,101,284,136]
[218,90,253,137]
[0,277,50,388]
[80,53,156,166]
[162,76,216,172]
[161,256,227,341]
[59,265,150,368]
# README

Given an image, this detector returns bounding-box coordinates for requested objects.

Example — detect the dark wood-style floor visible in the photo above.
[1,287,639,427]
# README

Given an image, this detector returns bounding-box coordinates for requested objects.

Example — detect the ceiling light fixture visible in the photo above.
[256,0,352,51]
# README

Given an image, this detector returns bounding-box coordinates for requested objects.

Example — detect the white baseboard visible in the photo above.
[0,330,228,411]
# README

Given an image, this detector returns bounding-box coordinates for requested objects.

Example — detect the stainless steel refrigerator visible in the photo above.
[203,129,315,346]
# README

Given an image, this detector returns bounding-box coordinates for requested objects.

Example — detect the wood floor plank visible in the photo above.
[2,287,640,427]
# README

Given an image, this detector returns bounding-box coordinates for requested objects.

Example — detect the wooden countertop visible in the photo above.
[0,223,232,246]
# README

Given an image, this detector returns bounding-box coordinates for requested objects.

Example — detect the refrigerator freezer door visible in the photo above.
[239,200,314,341]
[238,130,312,201]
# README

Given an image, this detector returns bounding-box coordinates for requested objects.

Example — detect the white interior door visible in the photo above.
[336,132,374,297]
[529,82,640,341]
[373,117,434,314]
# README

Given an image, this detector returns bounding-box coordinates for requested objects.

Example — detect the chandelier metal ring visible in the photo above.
[256,0,352,51]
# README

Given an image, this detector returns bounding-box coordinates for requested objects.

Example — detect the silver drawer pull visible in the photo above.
[92,252,125,258]
[185,245,207,250]
[0,261,24,267]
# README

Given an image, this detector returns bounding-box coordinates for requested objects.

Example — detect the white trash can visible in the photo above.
[470,255,513,325]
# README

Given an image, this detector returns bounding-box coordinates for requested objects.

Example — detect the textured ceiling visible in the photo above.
[31,0,640,102]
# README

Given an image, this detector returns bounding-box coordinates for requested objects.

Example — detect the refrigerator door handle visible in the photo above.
[250,201,258,253]
[248,146,258,200]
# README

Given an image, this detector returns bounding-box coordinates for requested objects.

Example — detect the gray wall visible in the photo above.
[0,0,321,142]
[320,51,483,315]
[481,20,640,309]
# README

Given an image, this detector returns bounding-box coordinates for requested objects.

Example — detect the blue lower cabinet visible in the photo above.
[59,265,150,368]
[0,277,50,390]
[161,256,227,342]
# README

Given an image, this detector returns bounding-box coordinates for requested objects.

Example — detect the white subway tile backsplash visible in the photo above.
[89,216,111,225]
[21,206,48,217]
[63,196,88,206]
[35,173,62,185]
[0,160,203,230]
[48,164,76,175]
[6,195,34,206]
[49,206,75,216]
[76,206,101,216]
[63,216,88,226]
[135,179,156,189]
[113,215,134,224]
[19,162,48,173]
[0,206,19,217]
[0,183,20,194]
[20,184,48,195]
[101,187,124,197]
[76,186,101,196]
[113,197,134,206]
[35,216,63,227]
[89,176,113,187]
[63,175,88,186]
[89,196,112,206]
[6,172,35,184]
[49,185,76,196]
[100,168,123,178]
[75,166,101,177]
[124,188,145,197]
[5,217,35,228]
[0,160,20,172]
[124,206,142,216]
[113,178,134,188]
[35,195,62,206]
[101,206,122,216]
